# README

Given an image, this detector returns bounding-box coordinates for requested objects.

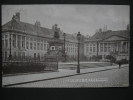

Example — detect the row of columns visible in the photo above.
[3,33,49,51]
[86,41,129,54]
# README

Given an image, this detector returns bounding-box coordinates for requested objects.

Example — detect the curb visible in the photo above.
[3,66,128,87]
[3,70,59,77]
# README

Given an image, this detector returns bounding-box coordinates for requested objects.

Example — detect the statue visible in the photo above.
[53,24,60,39]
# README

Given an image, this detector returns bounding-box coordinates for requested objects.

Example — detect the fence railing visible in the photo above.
[2,59,58,75]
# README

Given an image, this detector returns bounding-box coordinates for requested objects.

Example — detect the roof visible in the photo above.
[85,30,130,42]
[2,19,78,42]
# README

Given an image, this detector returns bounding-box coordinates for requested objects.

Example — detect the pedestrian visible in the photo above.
[118,61,121,69]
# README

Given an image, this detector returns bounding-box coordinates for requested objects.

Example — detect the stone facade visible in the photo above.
[2,12,130,62]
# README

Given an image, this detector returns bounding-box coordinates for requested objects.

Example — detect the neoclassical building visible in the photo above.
[84,27,130,61]
[2,12,129,62]
[2,12,84,61]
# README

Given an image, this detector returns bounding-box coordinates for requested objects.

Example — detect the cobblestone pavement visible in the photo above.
[8,66,129,88]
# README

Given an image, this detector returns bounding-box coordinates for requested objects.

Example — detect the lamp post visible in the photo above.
[9,33,12,61]
[63,33,66,61]
[77,32,81,73]
[96,40,99,61]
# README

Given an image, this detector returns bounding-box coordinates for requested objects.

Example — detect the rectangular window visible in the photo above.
[93,47,95,52]
[41,43,43,50]
[37,43,40,50]
[100,43,103,52]
[44,44,46,50]
[34,42,36,50]
[5,35,8,48]
[22,36,25,48]
[26,41,29,49]
[90,47,92,52]
[104,43,107,52]
[13,35,16,48]
[30,38,33,50]
[17,35,21,49]
[30,42,33,49]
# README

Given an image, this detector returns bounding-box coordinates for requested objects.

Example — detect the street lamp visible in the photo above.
[96,40,99,61]
[9,33,12,61]
[77,32,81,73]
[63,33,66,61]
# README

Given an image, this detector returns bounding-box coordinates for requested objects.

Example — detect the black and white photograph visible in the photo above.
[2,4,130,88]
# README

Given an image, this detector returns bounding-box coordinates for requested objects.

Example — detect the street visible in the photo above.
[8,66,129,87]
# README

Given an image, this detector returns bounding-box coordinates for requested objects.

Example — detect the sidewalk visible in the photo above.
[2,64,128,86]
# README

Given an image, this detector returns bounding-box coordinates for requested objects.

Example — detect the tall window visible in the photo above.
[30,38,33,49]
[34,42,36,50]
[93,47,95,52]
[17,35,21,49]
[22,36,25,48]
[100,43,103,52]
[34,53,36,60]
[104,43,107,52]
[30,42,33,49]
[41,43,43,50]
[5,35,8,48]
[26,37,29,49]
[44,44,46,50]
[26,41,29,49]
[90,47,92,52]
[13,34,16,48]
[37,42,40,50]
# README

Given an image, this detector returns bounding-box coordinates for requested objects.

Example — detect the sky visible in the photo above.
[2,5,129,36]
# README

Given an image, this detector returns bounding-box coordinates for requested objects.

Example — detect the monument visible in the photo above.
[44,24,64,71]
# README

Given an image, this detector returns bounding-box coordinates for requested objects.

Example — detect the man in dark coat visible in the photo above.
[118,60,121,69]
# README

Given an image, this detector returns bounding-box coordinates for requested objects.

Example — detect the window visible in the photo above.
[17,35,21,49]
[30,42,33,49]
[44,44,46,50]
[100,43,103,52]
[90,47,92,52]
[30,38,33,50]
[34,42,36,50]
[37,43,40,50]
[26,41,29,49]
[41,43,43,50]
[104,43,107,52]
[13,35,16,48]
[47,44,49,50]
[22,36,25,48]
[34,53,36,59]
[93,47,95,52]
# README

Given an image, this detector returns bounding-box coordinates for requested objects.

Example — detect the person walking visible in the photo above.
[118,61,121,69]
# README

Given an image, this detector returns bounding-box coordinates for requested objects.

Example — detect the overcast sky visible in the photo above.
[2,5,129,36]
